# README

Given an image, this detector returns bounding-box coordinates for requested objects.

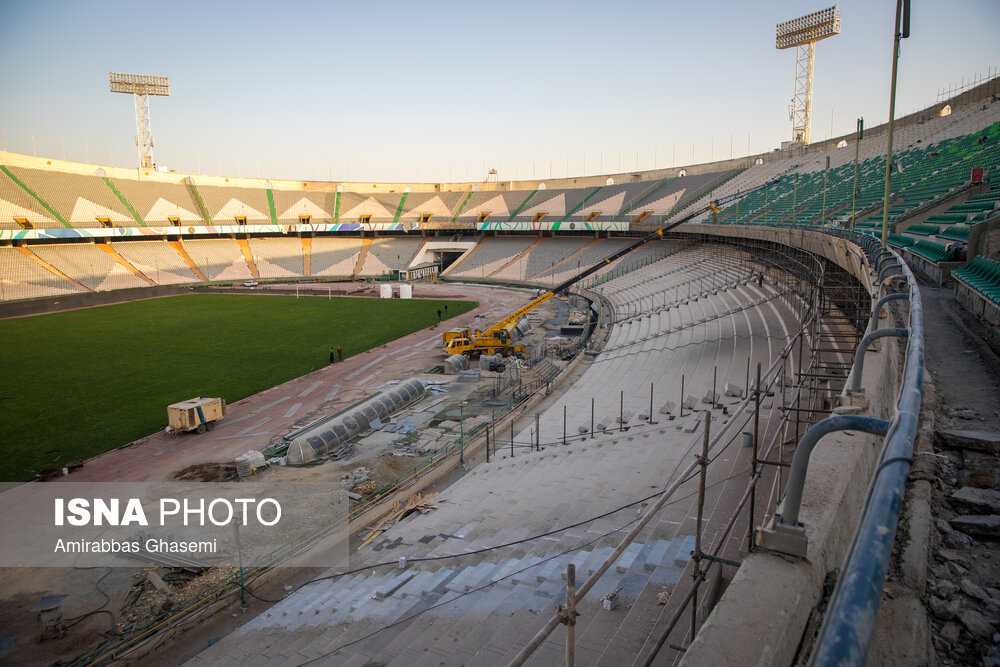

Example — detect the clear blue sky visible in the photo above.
[1,0,998,183]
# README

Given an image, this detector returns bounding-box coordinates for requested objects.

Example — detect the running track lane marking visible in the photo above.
[345,353,390,380]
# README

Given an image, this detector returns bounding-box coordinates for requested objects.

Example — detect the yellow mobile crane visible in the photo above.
[442,180,777,358]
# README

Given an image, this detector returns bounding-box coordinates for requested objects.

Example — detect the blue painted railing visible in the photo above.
[809,234,925,665]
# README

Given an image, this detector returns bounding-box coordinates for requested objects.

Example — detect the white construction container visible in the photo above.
[399,283,413,299]
[380,284,393,299]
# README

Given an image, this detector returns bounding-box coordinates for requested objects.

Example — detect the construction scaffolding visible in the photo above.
[508,237,869,666]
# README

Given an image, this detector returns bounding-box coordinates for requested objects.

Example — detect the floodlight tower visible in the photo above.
[776,6,841,146]
[109,72,170,169]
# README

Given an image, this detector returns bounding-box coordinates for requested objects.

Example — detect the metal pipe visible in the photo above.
[848,328,909,394]
[649,382,654,423]
[779,415,890,527]
[680,375,685,417]
[867,292,909,334]
[749,362,761,549]
[536,412,541,451]
[876,261,903,285]
[619,390,624,432]
[693,411,710,637]
[564,564,577,667]
[879,0,905,248]
[779,357,787,500]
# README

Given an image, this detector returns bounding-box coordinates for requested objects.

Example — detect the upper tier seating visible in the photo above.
[0,166,61,229]
[272,191,334,224]
[195,184,271,224]
[2,167,131,228]
[400,193,466,222]
[109,179,204,225]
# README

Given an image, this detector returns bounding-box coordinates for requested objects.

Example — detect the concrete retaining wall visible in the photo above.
[900,250,963,286]
[0,284,195,319]
[955,281,1000,326]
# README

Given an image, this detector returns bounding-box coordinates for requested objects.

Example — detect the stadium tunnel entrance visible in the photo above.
[410,238,477,273]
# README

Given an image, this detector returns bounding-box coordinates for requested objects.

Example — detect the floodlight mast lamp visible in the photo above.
[109,72,170,169]
[776,6,841,146]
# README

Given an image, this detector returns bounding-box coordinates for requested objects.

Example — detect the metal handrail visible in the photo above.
[779,414,890,527]
[847,327,909,394]
[808,245,924,664]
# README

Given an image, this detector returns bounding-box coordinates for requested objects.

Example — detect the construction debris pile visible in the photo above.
[358,492,439,550]
[118,567,235,631]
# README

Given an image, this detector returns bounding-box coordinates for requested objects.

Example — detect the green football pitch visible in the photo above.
[0,293,475,482]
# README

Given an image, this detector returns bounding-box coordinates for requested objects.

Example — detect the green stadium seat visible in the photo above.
[905,224,940,236]
[936,226,970,242]
[908,239,956,264]
[953,256,1000,304]
[927,213,968,224]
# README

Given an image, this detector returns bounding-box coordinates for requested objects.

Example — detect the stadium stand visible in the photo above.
[0,166,63,229]
[181,238,252,281]
[511,188,566,220]
[309,236,363,277]
[338,192,396,222]
[111,240,199,285]
[0,246,83,299]
[456,191,528,221]
[195,184,272,224]
[108,178,203,226]
[907,238,957,263]
[573,182,649,222]
[271,190,334,224]
[903,223,941,236]
[445,236,536,278]
[488,236,591,281]
[696,121,1000,231]
[401,192,464,222]
[357,236,422,276]
[188,242,803,667]
[4,167,136,228]
[247,237,305,278]
[29,243,149,291]
[886,233,917,249]
[532,237,635,285]
[953,254,1000,304]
